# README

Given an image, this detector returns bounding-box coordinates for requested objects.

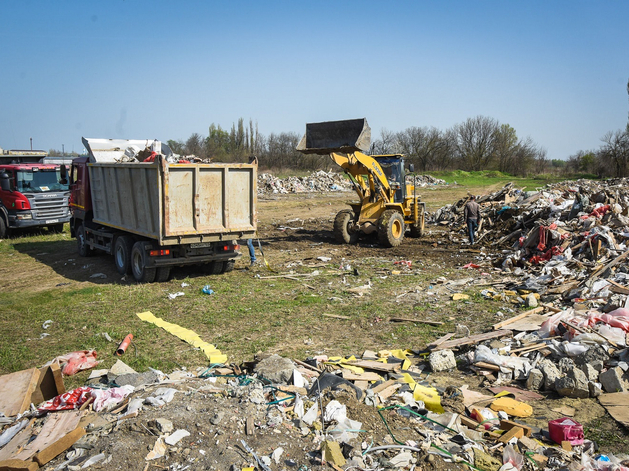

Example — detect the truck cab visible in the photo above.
[0,162,71,237]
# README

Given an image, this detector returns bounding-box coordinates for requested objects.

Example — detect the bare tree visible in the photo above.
[370,129,397,155]
[454,116,499,171]
[185,133,205,157]
[494,124,519,172]
[396,126,443,171]
[599,129,629,177]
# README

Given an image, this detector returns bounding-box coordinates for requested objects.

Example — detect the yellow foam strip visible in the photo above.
[137,311,227,364]
[401,373,444,413]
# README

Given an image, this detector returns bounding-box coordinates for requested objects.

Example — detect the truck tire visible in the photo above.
[222,260,235,273]
[48,223,64,234]
[131,241,156,283]
[77,224,94,257]
[377,210,405,247]
[155,267,171,282]
[333,210,358,244]
[409,215,425,238]
[114,235,134,275]
[204,261,224,275]
[0,216,6,239]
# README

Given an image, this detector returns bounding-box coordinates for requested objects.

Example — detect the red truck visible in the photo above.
[0,149,70,237]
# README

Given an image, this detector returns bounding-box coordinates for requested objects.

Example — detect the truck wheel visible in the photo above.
[377,210,405,247]
[77,224,93,257]
[333,210,358,244]
[222,260,235,273]
[155,267,171,282]
[0,217,6,238]
[114,235,134,275]
[204,261,224,275]
[48,223,64,234]
[131,241,156,283]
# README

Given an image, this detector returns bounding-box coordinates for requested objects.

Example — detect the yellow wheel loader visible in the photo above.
[296,118,425,247]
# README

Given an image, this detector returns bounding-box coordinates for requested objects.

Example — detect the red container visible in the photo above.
[548,417,584,445]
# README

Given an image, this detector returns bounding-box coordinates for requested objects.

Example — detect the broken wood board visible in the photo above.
[341,371,383,382]
[434,330,513,350]
[377,383,401,401]
[426,333,455,349]
[598,392,629,428]
[371,379,397,394]
[322,313,351,320]
[344,360,399,372]
[0,459,39,471]
[389,317,443,326]
[30,363,65,406]
[2,410,84,463]
[0,368,41,417]
[492,306,544,330]
[502,314,552,332]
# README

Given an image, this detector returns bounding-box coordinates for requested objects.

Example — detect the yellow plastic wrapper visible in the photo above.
[401,373,444,413]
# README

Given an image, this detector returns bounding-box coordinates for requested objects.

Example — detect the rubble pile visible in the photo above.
[412,174,448,187]
[2,340,629,470]
[258,170,353,195]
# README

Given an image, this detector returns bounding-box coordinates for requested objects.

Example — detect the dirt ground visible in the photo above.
[4,190,629,470]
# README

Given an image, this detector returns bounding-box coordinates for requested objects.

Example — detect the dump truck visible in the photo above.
[297,118,425,247]
[69,138,256,282]
[0,149,70,237]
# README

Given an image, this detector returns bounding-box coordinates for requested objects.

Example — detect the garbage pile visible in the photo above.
[258,170,353,195]
[2,336,629,470]
[258,171,448,195]
[412,174,448,187]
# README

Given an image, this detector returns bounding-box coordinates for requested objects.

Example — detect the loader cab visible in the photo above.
[374,155,406,203]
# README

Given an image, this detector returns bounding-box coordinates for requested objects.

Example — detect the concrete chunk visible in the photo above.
[429,350,456,372]
[254,354,295,384]
[525,368,544,390]
[600,367,625,393]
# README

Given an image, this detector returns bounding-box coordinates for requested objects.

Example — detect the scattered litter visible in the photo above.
[168,291,185,299]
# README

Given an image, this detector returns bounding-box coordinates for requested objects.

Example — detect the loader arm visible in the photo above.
[330,151,392,203]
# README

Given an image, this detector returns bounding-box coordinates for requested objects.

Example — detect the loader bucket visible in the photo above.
[296,118,371,154]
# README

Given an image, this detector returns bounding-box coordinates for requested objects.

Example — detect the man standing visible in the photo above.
[246,238,257,266]
[464,195,481,245]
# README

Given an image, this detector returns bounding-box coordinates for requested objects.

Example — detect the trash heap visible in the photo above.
[2,338,628,470]
[412,174,448,187]
[258,171,353,195]
[257,171,448,195]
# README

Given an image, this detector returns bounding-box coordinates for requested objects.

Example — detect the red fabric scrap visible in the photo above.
[38,387,94,412]
[51,350,99,376]
[462,263,481,269]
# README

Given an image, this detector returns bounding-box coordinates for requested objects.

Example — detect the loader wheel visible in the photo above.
[409,214,425,238]
[333,210,358,244]
[377,210,405,247]
[77,224,93,257]
[155,267,171,282]
[114,235,134,275]
[131,241,156,283]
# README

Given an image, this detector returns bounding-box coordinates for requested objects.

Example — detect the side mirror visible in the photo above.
[60,165,68,185]
[408,164,415,173]
[0,172,11,192]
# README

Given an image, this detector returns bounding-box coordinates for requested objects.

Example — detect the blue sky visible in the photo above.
[1,1,627,159]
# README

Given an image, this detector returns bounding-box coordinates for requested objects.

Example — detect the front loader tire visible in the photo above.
[333,210,358,244]
[378,210,405,247]
[409,211,425,238]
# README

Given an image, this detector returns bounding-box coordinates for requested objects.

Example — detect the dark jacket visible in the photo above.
[464,200,480,221]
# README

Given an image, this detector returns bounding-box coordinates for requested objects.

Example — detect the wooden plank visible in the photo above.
[31,363,65,406]
[0,368,41,417]
[344,360,399,372]
[377,383,401,400]
[370,379,397,394]
[426,333,454,349]
[0,421,35,462]
[13,411,83,462]
[353,381,369,390]
[584,249,629,284]
[434,330,512,350]
[389,317,443,326]
[0,459,39,471]
[499,426,524,444]
[33,426,86,466]
[500,419,532,437]
[473,362,501,372]
[322,314,351,320]
[492,307,544,330]
[606,279,629,295]
[541,303,562,313]
[341,371,383,382]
